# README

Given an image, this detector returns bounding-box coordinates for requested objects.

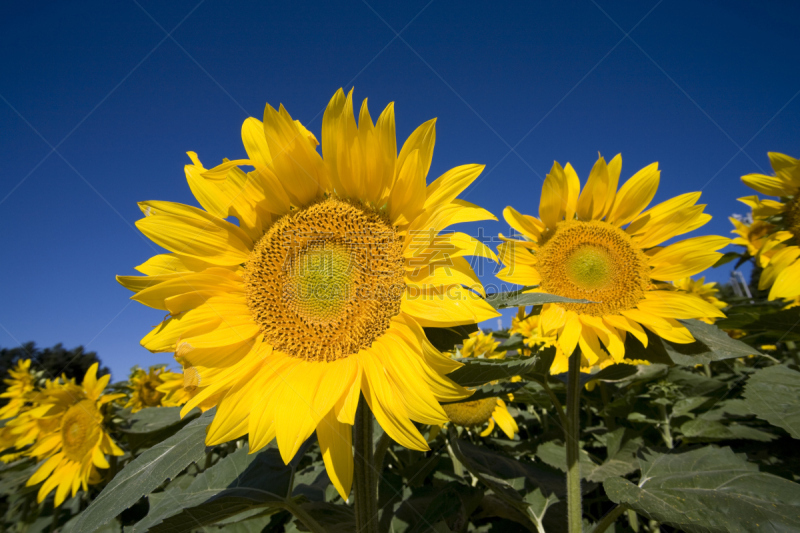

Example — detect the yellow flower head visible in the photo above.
[25,364,124,507]
[460,331,506,359]
[0,359,36,420]
[156,354,218,411]
[497,154,728,371]
[671,277,727,324]
[442,397,518,439]
[729,215,779,268]
[118,89,500,500]
[125,365,168,412]
[740,152,800,301]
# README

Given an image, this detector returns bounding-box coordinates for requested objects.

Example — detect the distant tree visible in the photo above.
[0,342,110,396]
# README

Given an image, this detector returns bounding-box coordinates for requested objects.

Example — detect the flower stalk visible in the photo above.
[566,351,583,533]
[354,396,379,533]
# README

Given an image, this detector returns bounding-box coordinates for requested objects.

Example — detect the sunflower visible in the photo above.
[442,397,518,439]
[739,152,800,300]
[125,365,168,412]
[118,89,499,499]
[460,331,506,359]
[156,356,218,411]
[0,359,36,420]
[25,364,123,506]
[729,215,777,268]
[497,154,728,371]
[671,277,726,323]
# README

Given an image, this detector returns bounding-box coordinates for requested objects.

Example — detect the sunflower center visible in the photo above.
[61,399,102,462]
[245,197,405,362]
[538,220,650,316]
[785,197,800,241]
[140,380,164,407]
[443,397,498,427]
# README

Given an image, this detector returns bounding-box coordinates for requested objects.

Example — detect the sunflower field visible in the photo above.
[1,91,799,533]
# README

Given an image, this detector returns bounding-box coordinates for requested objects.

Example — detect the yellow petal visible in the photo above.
[389,150,426,226]
[607,162,659,227]
[135,215,251,266]
[425,164,485,210]
[576,156,611,221]
[398,118,436,184]
[316,409,353,500]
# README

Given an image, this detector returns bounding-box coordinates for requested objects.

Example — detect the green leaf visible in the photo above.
[524,488,559,533]
[680,419,776,442]
[72,409,215,533]
[424,325,479,352]
[449,348,556,387]
[132,444,305,533]
[604,446,800,533]
[120,406,200,452]
[408,481,484,533]
[534,441,599,481]
[744,364,800,439]
[718,305,800,336]
[447,428,566,500]
[484,287,589,310]
[622,320,757,366]
[442,381,524,404]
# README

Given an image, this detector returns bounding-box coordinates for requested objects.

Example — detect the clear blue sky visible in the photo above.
[1,0,798,379]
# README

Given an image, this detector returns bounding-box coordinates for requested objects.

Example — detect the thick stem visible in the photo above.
[566,352,583,533]
[591,504,629,533]
[354,396,379,533]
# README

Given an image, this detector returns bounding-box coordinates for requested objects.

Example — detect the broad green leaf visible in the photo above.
[604,446,800,533]
[122,407,197,434]
[524,488,559,533]
[120,406,200,452]
[449,348,555,387]
[534,441,599,481]
[408,481,483,533]
[718,305,800,340]
[744,364,800,439]
[484,287,589,309]
[442,381,524,404]
[447,349,554,387]
[132,444,303,533]
[73,409,215,533]
[552,362,639,386]
[448,428,565,499]
[680,419,776,442]
[423,325,479,352]
[622,320,758,366]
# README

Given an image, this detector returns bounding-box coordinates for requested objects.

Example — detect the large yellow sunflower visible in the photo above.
[0,359,36,420]
[118,89,499,499]
[25,364,123,506]
[740,152,800,300]
[124,365,168,412]
[497,154,728,371]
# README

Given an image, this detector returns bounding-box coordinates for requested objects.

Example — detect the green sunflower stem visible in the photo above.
[354,396,379,533]
[566,351,583,533]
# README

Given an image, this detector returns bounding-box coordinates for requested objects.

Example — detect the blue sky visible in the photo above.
[1,0,798,379]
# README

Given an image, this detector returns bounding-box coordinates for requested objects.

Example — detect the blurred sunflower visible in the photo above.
[442,397,518,439]
[125,365,167,412]
[671,277,726,323]
[729,215,777,267]
[118,89,499,499]
[739,152,800,300]
[25,364,123,506]
[156,356,219,411]
[0,359,36,420]
[497,154,728,370]
[460,331,506,359]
